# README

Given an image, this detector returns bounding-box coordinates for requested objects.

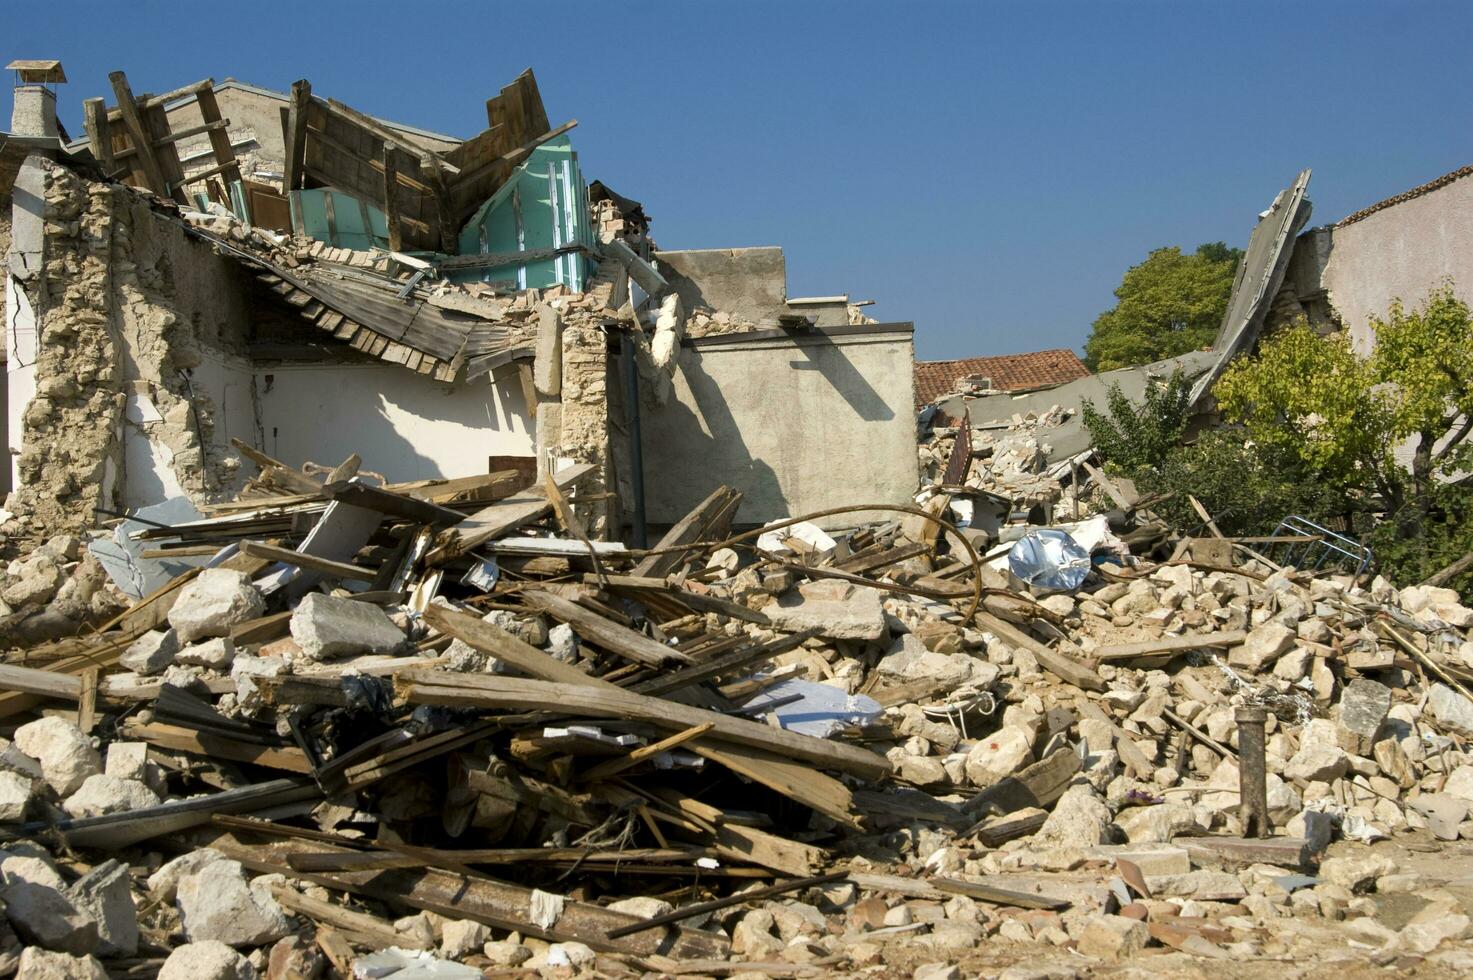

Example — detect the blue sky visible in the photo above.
[7,1,1471,360]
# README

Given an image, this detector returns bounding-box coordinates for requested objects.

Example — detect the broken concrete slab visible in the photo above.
[289,592,405,660]
[176,859,290,947]
[764,580,888,641]
[1336,678,1391,755]
[156,941,255,980]
[61,773,161,818]
[167,569,266,644]
[15,948,108,980]
[13,716,101,796]
[119,628,179,675]
[67,859,138,957]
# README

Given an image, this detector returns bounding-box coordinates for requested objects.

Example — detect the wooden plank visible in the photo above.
[932,876,1071,911]
[122,719,313,773]
[238,540,376,582]
[75,668,99,733]
[632,486,740,579]
[975,611,1105,692]
[108,71,172,198]
[1094,630,1248,663]
[209,833,727,959]
[523,589,691,667]
[321,480,466,526]
[423,603,606,688]
[395,672,890,782]
[962,747,1082,819]
[283,80,311,192]
[0,662,84,701]
[270,884,429,949]
[1175,836,1311,870]
[425,463,595,563]
[82,98,115,175]
[192,84,242,190]
[382,145,402,252]
[150,117,229,148]
[580,723,714,781]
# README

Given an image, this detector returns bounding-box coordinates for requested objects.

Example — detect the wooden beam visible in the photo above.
[974,611,1105,692]
[382,144,402,252]
[121,719,314,774]
[82,97,115,175]
[283,80,311,192]
[1093,630,1248,663]
[321,480,465,526]
[426,463,595,563]
[395,672,891,782]
[0,662,83,701]
[238,540,376,582]
[192,84,243,192]
[523,589,692,667]
[580,722,714,781]
[108,71,173,199]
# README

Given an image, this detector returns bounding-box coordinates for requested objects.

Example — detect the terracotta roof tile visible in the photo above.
[914,349,1089,408]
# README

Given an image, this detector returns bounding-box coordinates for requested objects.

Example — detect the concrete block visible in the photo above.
[176,859,290,946]
[13,716,100,796]
[68,859,138,957]
[167,569,266,643]
[157,941,255,980]
[289,592,405,660]
[62,774,160,819]
[176,636,236,669]
[1077,913,1149,958]
[0,855,98,955]
[1336,678,1391,755]
[15,948,108,980]
[764,581,887,641]
[963,726,1035,788]
[120,628,179,675]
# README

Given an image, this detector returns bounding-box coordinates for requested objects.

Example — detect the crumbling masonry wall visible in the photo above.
[6,162,249,540]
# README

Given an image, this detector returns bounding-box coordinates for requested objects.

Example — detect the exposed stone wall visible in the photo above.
[5,164,254,542]
[6,162,126,538]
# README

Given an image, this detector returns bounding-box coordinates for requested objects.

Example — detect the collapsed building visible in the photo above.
[1,62,919,554]
[3,59,1473,980]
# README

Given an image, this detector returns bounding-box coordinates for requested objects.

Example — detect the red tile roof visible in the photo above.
[914,349,1090,408]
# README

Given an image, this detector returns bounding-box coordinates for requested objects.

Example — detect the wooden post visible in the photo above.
[282,79,311,192]
[193,83,244,216]
[108,71,171,198]
[82,98,116,176]
[382,145,402,252]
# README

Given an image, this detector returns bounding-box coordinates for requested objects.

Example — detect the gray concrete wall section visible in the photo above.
[655,247,788,323]
[938,351,1218,462]
[640,324,918,525]
[1315,174,1473,355]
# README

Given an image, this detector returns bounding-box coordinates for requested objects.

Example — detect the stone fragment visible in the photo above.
[265,936,321,980]
[120,628,179,675]
[1228,623,1297,672]
[176,636,236,669]
[0,855,98,955]
[176,859,290,946]
[1429,684,1473,738]
[68,859,138,957]
[15,949,108,980]
[0,769,33,821]
[1336,678,1391,755]
[1445,765,1473,802]
[964,726,1035,788]
[1285,743,1349,784]
[62,774,161,818]
[1318,850,1395,892]
[1077,913,1149,958]
[149,849,228,903]
[1036,783,1112,846]
[914,965,961,980]
[441,920,491,960]
[481,941,532,967]
[764,581,887,641]
[168,569,266,644]
[157,941,256,980]
[289,593,405,660]
[1114,803,1198,843]
[13,717,101,796]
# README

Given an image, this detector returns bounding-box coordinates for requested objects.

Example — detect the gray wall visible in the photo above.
[1286,172,1473,354]
[640,324,918,525]
[655,247,788,323]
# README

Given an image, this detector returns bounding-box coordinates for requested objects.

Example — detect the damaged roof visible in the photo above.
[1337,163,1473,227]
[913,348,1089,408]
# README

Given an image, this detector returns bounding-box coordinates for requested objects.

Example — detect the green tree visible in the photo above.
[1082,243,1242,372]
[1081,371,1192,475]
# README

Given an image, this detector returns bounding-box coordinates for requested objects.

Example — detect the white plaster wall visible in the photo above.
[253,363,533,482]
[1321,174,1473,355]
[639,326,919,526]
[4,275,36,495]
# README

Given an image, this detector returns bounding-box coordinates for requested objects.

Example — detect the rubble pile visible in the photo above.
[1,444,1472,976]
[919,406,1083,515]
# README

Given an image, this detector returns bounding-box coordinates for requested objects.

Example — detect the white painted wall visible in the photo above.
[4,275,36,495]
[253,363,533,482]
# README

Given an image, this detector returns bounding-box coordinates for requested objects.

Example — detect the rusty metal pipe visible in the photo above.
[1236,705,1270,837]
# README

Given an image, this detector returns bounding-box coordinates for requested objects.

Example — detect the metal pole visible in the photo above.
[1236,705,1270,837]
[622,333,648,549]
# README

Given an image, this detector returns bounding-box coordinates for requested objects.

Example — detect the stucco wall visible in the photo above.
[638,324,917,526]
[1316,173,1473,354]
[655,247,788,324]
[252,362,533,482]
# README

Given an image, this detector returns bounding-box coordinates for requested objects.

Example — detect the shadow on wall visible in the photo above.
[787,331,894,423]
[652,345,785,521]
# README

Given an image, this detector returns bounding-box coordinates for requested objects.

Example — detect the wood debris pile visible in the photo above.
[3,448,1473,976]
